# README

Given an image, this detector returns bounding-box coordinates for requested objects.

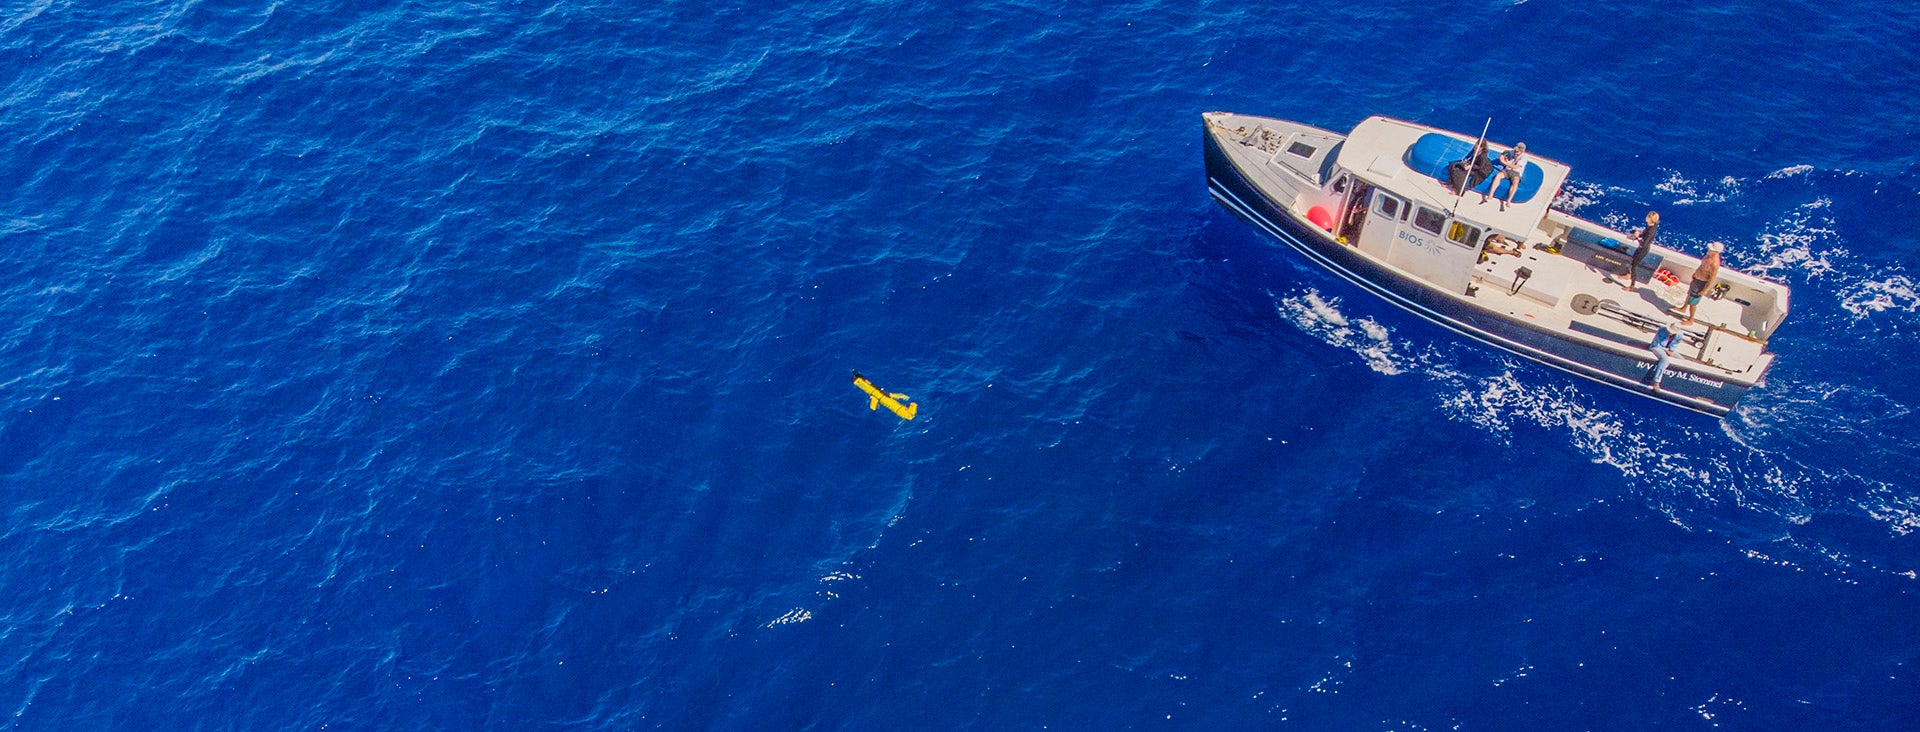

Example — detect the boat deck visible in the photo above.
[1464,226,1769,380]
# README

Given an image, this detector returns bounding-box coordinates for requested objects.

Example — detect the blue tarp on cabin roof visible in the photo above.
[1404,132,1545,203]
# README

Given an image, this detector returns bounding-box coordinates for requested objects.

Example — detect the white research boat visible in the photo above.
[1203,112,1789,417]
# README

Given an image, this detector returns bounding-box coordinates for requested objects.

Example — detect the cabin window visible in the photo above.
[1446,221,1482,248]
[1412,207,1446,235]
[1286,141,1317,159]
[1373,191,1408,221]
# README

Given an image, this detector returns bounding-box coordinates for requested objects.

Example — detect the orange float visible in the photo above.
[1306,205,1334,231]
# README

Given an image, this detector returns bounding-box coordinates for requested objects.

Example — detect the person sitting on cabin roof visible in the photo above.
[1446,138,1494,195]
[1481,232,1523,258]
[1621,211,1660,291]
[1681,241,1724,325]
[1481,142,1527,210]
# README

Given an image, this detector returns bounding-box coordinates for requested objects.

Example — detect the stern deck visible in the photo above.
[1466,232,1773,381]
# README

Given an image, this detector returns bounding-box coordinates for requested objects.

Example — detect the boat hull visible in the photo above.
[1204,130,1749,417]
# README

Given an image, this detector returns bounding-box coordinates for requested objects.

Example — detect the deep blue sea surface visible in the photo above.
[3,0,1918,728]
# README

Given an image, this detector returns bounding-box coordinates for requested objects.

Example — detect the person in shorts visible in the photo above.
[1481,142,1527,209]
[1682,241,1723,325]
[1482,232,1523,257]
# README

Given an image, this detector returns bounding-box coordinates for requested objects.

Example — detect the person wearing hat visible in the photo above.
[1482,142,1527,210]
[1682,241,1724,325]
[1645,320,1685,393]
[1620,211,1660,291]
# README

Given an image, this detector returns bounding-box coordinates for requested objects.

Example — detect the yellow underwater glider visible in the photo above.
[852,371,917,420]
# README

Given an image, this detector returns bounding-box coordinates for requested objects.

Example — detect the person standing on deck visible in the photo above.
[1681,241,1723,325]
[1621,211,1660,291]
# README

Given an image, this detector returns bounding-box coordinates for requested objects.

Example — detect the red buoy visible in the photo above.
[1307,206,1334,231]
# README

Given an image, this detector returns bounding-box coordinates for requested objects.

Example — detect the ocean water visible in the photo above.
[2,0,1916,728]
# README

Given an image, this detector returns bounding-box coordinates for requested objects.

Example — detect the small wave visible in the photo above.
[1653,170,1744,205]
[1839,275,1920,319]
[1727,378,1920,511]
[1764,164,1815,180]
[1865,496,1920,537]
[0,0,53,36]
[1274,287,1635,453]
[1273,289,1700,477]
[1273,290,1438,376]
[764,608,812,627]
[1272,288,1916,574]
[1745,197,1842,280]
[1692,693,1746,723]
[1440,375,1632,453]
[1551,180,1613,213]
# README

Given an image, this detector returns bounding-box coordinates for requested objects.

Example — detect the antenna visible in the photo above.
[1449,118,1493,218]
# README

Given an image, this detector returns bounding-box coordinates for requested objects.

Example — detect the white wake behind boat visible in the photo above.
[1204,112,1789,416]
